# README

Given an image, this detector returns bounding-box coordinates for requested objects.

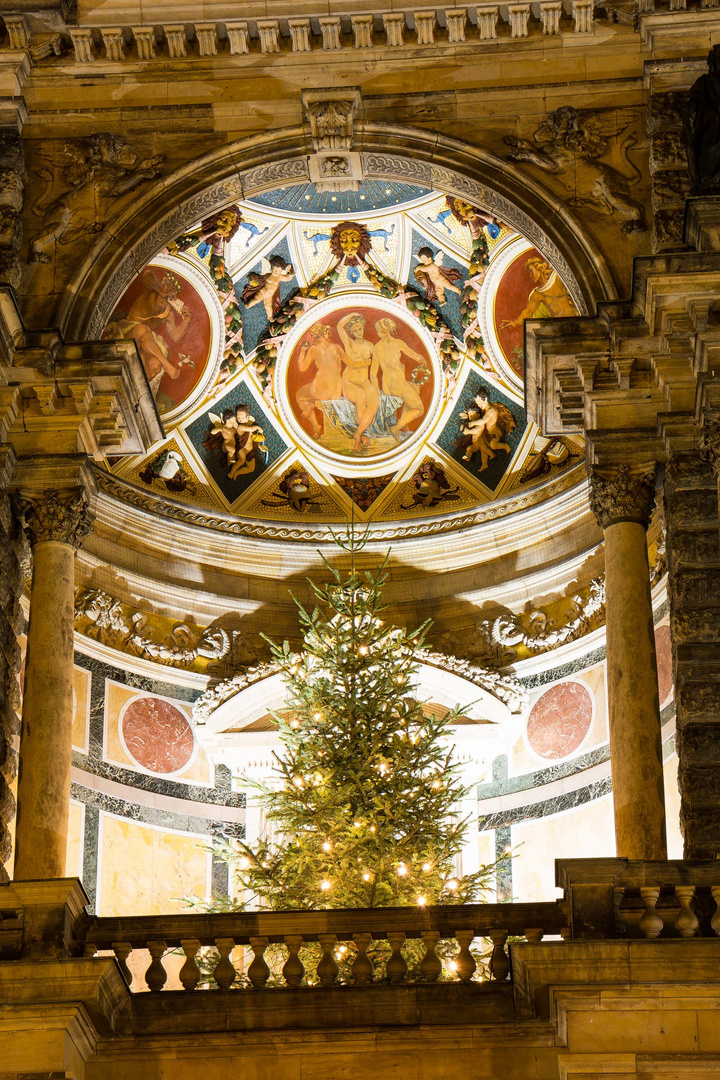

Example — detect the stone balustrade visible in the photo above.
[82,899,568,992]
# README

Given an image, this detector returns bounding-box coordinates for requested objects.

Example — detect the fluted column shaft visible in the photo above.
[590,465,667,860]
[13,489,92,881]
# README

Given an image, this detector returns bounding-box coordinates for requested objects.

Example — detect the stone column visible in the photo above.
[13,488,93,881]
[589,465,667,860]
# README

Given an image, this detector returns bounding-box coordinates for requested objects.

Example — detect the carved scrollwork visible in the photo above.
[589,464,657,529]
[74,588,263,674]
[18,489,94,548]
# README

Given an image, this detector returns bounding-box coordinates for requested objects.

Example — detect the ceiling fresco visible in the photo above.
[101,184,585,529]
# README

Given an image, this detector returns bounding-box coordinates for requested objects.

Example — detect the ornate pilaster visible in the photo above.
[589,465,657,529]
[18,488,94,549]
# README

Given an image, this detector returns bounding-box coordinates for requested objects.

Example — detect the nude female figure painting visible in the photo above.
[287,305,434,458]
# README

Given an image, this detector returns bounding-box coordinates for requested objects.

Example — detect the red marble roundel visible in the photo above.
[526,681,593,760]
[655,624,673,706]
[121,696,194,774]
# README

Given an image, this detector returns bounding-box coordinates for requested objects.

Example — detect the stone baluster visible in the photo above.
[711,886,720,936]
[248,937,270,988]
[386,931,408,983]
[524,927,544,943]
[164,25,187,57]
[454,929,477,982]
[13,485,94,880]
[445,8,467,42]
[589,465,668,860]
[146,940,168,991]
[226,21,250,54]
[214,937,237,989]
[257,20,280,53]
[419,930,442,982]
[414,10,436,43]
[112,941,133,986]
[132,26,156,59]
[383,13,405,46]
[507,4,531,37]
[352,932,374,984]
[283,935,305,987]
[489,930,510,981]
[319,17,342,50]
[639,886,664,938]
[674,886,699,938]
[317,934,340,986]
[352,14,374,47]
[179,939,202,990]
[476,3,499,37]
[101,28,125,60]
[288,19,312,52]
[538,1,562,33]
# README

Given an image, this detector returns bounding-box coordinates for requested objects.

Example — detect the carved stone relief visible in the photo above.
[504,106,647,234]
[0,130,25,290]
[647,91,690,252]
[27,134,165,264]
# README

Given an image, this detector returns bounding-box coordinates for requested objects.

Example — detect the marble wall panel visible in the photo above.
[72,664,91,755]
[96,812,212,916]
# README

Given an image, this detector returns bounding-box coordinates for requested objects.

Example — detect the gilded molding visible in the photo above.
[588,464,657,529]
[18,489,94,549]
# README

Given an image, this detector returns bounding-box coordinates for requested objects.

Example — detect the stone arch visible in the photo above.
[57,123,617,342]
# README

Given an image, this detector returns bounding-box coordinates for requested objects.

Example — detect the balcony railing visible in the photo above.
[83,900,568,991]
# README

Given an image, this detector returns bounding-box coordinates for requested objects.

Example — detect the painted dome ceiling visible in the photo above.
[100,182,585,535]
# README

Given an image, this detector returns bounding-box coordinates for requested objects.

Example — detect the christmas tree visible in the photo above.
[215,525,496,911]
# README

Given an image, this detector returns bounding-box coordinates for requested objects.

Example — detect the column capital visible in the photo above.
[589,464,657,529]
[18,487,94,549]
[700,416,720,478]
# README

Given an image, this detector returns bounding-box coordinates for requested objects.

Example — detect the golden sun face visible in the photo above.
[215,210,237,237]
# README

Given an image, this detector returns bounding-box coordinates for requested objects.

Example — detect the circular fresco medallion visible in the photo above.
[276,296,442,473]
[103,254,222,422]
[120,695,195,775]
[526,680,594,761]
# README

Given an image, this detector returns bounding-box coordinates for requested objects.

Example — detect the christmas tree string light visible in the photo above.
[208,520,499,912]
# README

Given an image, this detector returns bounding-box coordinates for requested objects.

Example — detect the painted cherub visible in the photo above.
[207,404,267,479]
[241,256,295,319]
[458,390,515,472]
[413,247,464,304]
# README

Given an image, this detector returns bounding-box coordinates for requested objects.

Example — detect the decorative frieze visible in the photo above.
[701,416,720,478]
[589,465,657,530]
[18,489,94,549]
[302,90,361,152]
